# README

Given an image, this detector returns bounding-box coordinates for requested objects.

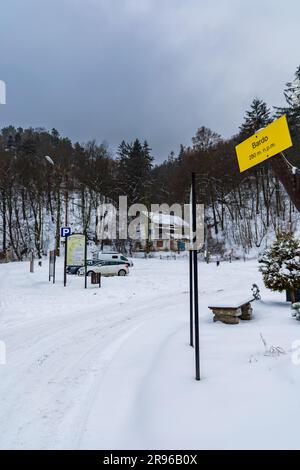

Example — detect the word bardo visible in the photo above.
[252,135,269,149]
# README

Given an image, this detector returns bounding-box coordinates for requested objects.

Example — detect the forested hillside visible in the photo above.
[1,66,300,260]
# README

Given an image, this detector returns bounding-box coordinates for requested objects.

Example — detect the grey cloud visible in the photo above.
[0,0,299,160]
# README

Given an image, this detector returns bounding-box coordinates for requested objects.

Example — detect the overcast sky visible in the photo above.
[0,0,300,161]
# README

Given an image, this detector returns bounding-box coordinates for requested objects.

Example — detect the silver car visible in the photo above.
[77,260,129,277]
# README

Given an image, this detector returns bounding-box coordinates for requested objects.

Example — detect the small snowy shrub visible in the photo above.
[291,303,300,320]
[259,232,300,303]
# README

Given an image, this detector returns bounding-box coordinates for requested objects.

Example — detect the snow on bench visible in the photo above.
[208,296,254,325]
[208,296,254,309]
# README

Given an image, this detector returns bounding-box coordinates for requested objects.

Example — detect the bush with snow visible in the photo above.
[259,233,300,303]
[291,302,300,320]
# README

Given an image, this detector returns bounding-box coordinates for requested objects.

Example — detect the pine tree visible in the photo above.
[259,232,300,303]
[276,65,300,129]
[117,139,153,205]
[116,140,132,195]
[142,140,154,174]
[127,139,152,204]
[117,140,131,163]
[240,98,272,137]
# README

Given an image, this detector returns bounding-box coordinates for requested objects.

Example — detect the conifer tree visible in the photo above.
[240,98,272,137]
[276,65,300,129]
[117,139,153,205]
[259,233,300,303]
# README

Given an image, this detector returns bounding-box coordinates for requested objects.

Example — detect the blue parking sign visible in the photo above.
[60,227,71,238]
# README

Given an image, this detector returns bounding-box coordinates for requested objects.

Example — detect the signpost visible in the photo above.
[49,250,56,284]
[189,249,193,348]
[84,233,87,289]
[61,227,72,287]
[235,115,292,172]
[29,251,34,273]
[189,186,194,348]
[186,116,292,382]
[189,173,200,381]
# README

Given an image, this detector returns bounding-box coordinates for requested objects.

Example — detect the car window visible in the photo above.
[120,256,127,261]
[112,255,118,259]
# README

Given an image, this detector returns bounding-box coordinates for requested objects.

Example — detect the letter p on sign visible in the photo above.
[61,227,71,238]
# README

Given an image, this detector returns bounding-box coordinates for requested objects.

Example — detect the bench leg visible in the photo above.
[213,314,240,325]
[240,303,253,320]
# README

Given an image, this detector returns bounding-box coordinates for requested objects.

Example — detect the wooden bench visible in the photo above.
[208,297,254,325]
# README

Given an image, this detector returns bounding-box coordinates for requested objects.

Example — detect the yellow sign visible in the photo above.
[235,115,292,172]
[67,234,86,266]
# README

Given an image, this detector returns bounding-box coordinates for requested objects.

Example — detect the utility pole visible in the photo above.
[191,172,200,381]
[65,171,69,227]
[1,188,6,254]
[189,250,194,347]
[63,172,69,287]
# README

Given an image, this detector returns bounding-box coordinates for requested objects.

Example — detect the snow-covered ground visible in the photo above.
[0,256,299,450]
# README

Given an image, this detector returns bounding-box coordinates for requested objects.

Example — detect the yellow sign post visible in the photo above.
[235,115,292,172]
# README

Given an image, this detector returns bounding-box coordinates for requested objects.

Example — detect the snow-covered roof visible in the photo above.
[146,212,189,228]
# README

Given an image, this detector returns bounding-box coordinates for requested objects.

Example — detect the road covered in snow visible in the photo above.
[0,256,300,450]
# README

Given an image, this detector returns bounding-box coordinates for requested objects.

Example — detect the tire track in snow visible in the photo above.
[0,288,188,449]
[79,301,188,449]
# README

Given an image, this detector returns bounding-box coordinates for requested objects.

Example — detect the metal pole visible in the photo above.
[65,172,68,227]
[189,250,194,347]
[84,233,87,289]
[53,251,56,284]
[192,172,200,381]
[64,238,68,287]
[30,252,34,273]
[2,189,6,254]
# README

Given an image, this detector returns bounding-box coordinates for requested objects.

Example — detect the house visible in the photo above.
[134,211,189,252]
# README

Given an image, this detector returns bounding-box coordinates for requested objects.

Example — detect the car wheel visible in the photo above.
[118,269,126,276]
